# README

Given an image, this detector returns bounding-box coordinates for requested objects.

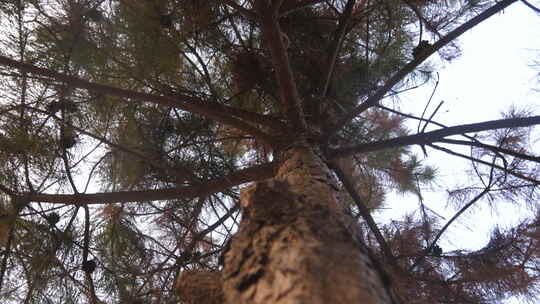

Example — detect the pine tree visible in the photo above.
[0,0,539,303]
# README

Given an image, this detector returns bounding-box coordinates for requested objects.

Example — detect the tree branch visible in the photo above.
[20,162,277,205]
[410,187,491,272]
[0,223,15,294]
[22,106,200,184]
[322,0,518,142]
[328,160,396,265]
[255,0,307,132]
[319,0,359,97]
[438,138,540,164]
[330,116,540,158]
[0,55,278,144]
[521,0,540,13]
[402,0,444,39]
[428,143,540,185]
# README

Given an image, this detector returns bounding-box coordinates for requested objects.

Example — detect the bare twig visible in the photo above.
[439,138,540,164]
[428,144,539,185]
[410,159,497,272]
[322,0,518,142]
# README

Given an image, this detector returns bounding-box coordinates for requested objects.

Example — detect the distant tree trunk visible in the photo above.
[222,144,399,303]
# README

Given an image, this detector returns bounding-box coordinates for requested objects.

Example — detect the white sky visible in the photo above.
[375,3,540,303]
[431,4,540,126]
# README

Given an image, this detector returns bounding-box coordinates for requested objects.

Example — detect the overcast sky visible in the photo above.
[375,3,540,302]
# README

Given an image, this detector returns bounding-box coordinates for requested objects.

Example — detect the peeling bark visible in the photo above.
[222,146,399,303]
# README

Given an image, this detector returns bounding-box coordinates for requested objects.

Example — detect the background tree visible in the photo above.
[0,0,539,303]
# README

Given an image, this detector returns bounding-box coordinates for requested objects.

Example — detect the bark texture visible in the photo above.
[222,145,399,303]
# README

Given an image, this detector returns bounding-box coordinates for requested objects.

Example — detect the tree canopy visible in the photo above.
[0,0,539,303]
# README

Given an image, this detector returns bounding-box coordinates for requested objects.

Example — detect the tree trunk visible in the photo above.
[222,145,399,303]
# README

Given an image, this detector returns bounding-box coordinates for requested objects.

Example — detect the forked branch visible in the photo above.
[323,0,518,142]
[330,116,540,158]
[255,0,307,131]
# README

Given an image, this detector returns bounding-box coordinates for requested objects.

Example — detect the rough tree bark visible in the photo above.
[222,142,400,303]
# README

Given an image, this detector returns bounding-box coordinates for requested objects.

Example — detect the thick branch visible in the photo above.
[0,55,278,143]
[328,160,396,265]
[220,102,288,132]
[255,1,307,132]
[21,162,277,205]
[323,0,518,141]
[330,116,540,158]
